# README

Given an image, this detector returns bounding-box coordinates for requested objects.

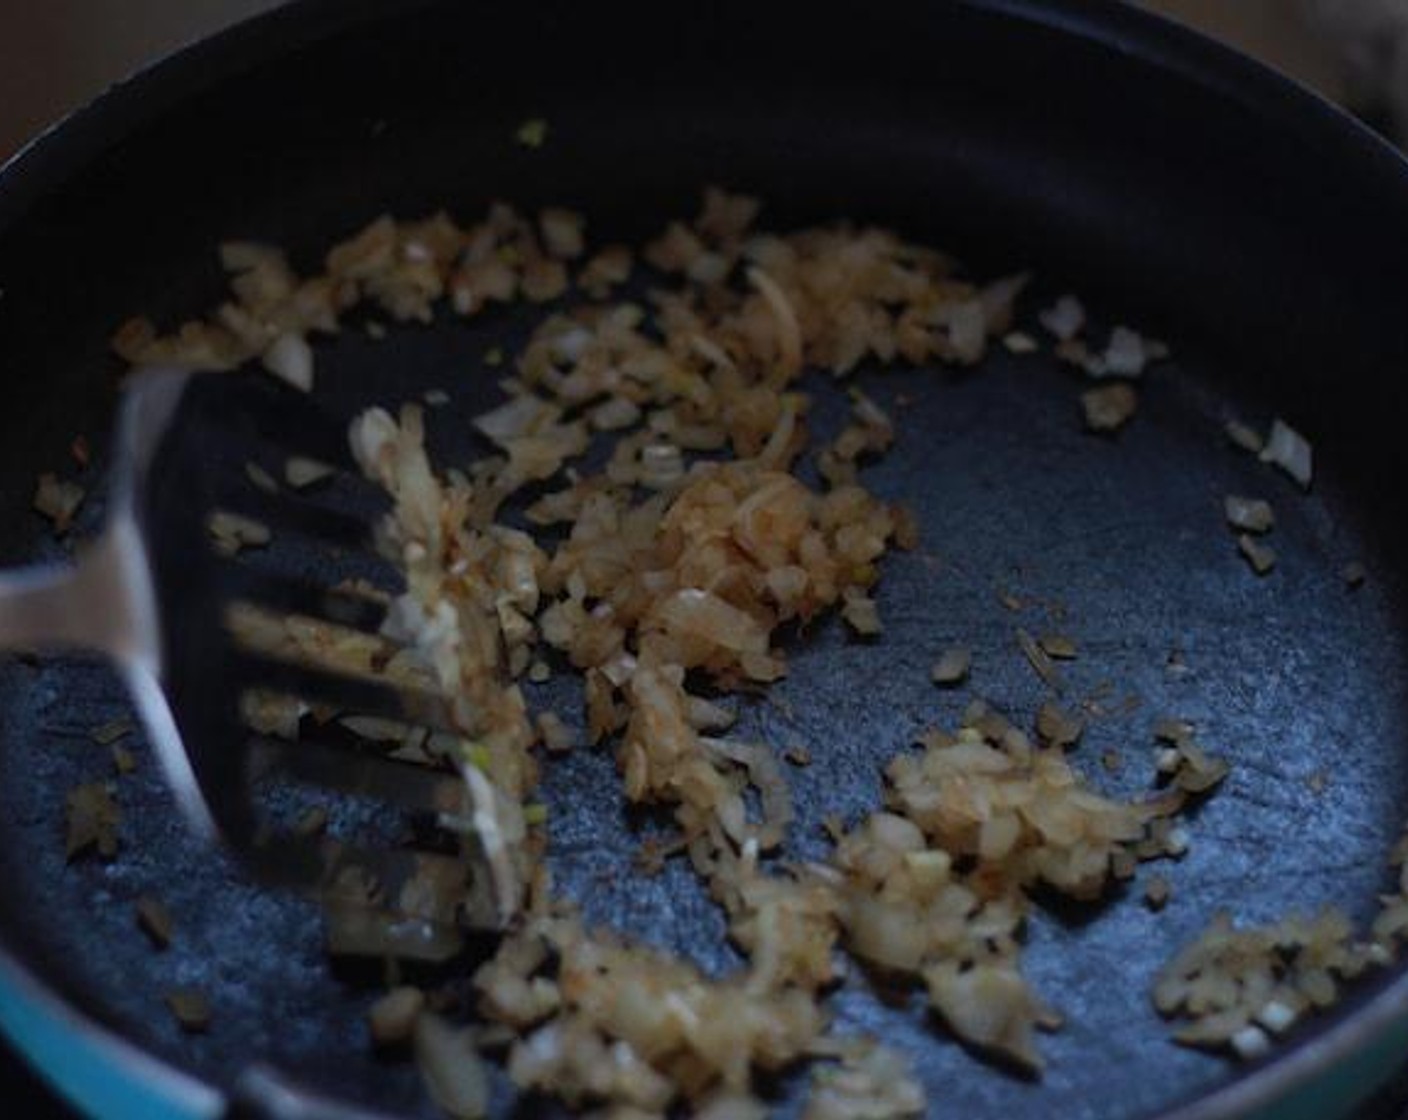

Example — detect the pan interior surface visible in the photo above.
[2,2,1407,1118]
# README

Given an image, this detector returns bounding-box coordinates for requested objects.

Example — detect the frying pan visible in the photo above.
[3,1,1408,1117]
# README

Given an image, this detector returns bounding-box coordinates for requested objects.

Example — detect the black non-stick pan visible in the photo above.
[4,1,1408,1117]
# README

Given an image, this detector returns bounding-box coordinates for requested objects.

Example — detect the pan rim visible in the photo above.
[0,941,220,1120]
[2,1,1407,1117]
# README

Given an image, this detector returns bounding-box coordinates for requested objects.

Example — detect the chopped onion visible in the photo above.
[285,456,336,488]
[324,903,464,963]
[1035,701,1084,749]
[91,719,134,745]
[1237,534,1277,576]
[1037,633,1078,660]
[539,208,586,260]
[1223,495,1274,534]
[945,301,988,364]
[515,118,548,149]
[33,473,84,533]
[1016,628,1064,692]
[1081,383,1138,433]
[369,987,426,1046]
[136,895,174,949]
[1256,1000,1298,1035]
[747,266,803,378]
[262,332,315,391]
[66,782,120,860]
[208,510,271,555]
[1144,876,1171,912]
[1038,295,1085,341]
[1100,325,1151,378]
[841,592,882,637]
[1225,419,1265,454]
[1259,418,1313,488]
[536,712,573,753]
[978,272,1030,337]
[473,395,555,447]
[930,647,971,686]
[702,737,794,847]
[414,1012,490,1119]
[589,396,641,432]
[925,962,1048,1071]
[243,461,279,494]
[219,240,286,274]
[165,988,212,1033]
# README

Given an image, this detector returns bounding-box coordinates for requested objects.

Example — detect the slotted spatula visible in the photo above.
[0,368,515,960]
